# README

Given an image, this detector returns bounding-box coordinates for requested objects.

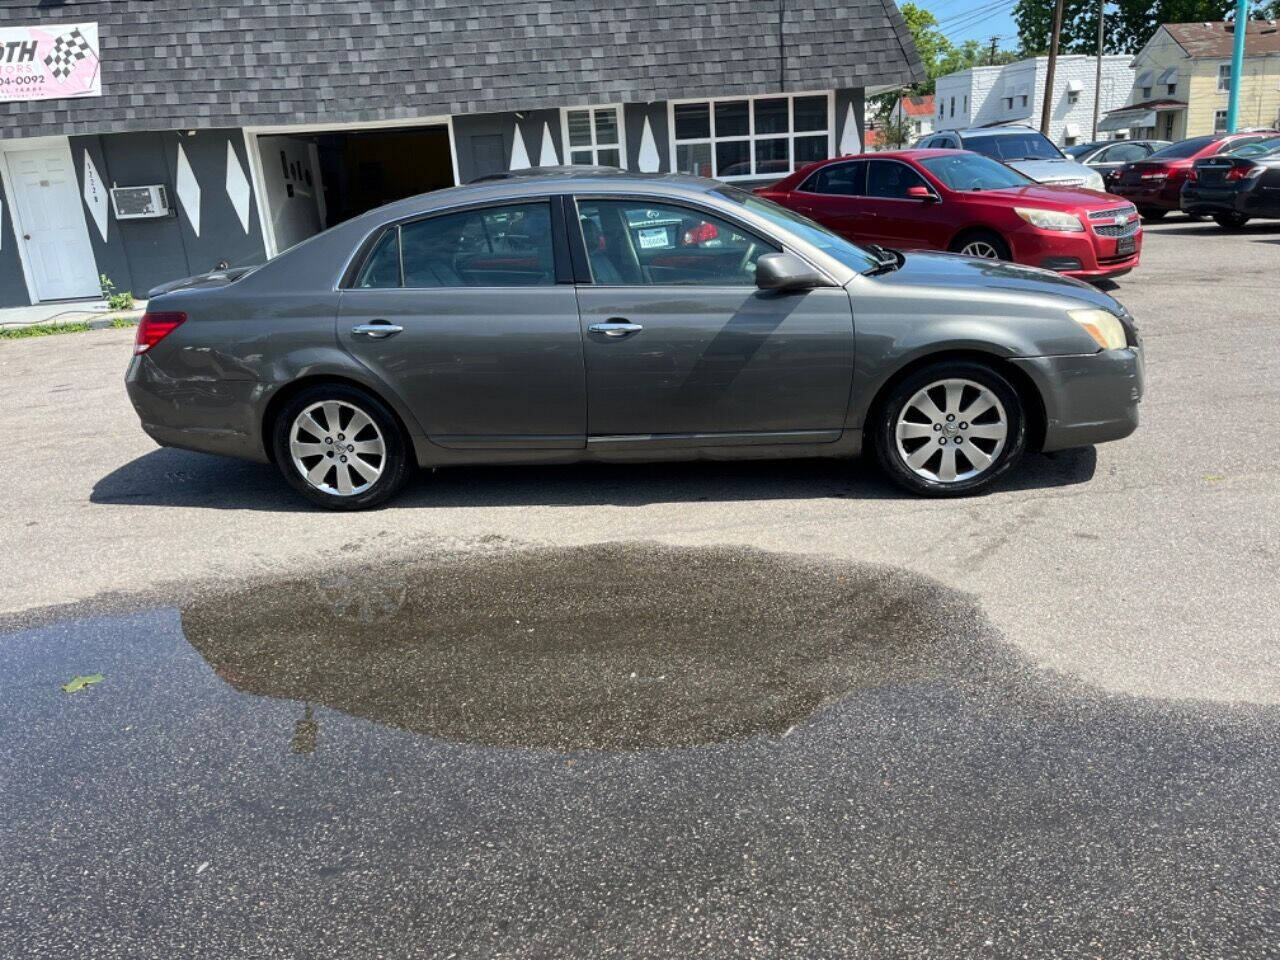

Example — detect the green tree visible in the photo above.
[872,4,1018,120]
[878,113,915,149]
[1014,0,1262,58]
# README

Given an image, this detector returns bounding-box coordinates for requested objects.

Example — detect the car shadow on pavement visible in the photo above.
[91,445,1098,512]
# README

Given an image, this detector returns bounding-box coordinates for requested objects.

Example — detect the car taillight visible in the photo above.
[1140,165,1170,179]
[1227,165,1263,181]
[683,221,719,245]
[134,312,186,355]
[1186,167,1198,182]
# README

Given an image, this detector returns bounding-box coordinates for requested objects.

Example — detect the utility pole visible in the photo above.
[1226,0,1249,132]
[988,35,1000,66]
[1041,0,1065,136]
[1091,0,1104,140]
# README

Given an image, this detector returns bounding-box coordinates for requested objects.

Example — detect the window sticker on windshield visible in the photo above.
[637,226,671,249]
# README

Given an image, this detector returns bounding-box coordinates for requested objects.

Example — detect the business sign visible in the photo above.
[0,23,101,103]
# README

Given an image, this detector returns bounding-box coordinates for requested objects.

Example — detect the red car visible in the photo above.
[756,149,1141,281]
[1112,131,1279,219]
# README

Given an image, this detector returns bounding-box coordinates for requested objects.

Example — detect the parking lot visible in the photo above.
[2,218,1279,956]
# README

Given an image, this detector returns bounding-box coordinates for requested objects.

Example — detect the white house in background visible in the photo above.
[891,94,936,141]
[934,55,1135,145]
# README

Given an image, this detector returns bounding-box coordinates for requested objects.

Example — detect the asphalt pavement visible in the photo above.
[1,218,1278,957]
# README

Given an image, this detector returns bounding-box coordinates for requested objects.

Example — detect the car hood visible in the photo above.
[966,183,1124,209]
[865,249,1119,311]
[1006,157,1098,185]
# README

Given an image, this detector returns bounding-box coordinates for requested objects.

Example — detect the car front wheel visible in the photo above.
[873,362,1027,497]
[1213,212,1250,229]
[950,230,1011,261]
[272,383,412,510]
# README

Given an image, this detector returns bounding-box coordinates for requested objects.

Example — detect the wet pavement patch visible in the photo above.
[179,544,1014,751]
[1,544,1278,958]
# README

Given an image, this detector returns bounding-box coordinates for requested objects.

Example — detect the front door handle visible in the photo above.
[351,322,403,339]
[588,321,643,338]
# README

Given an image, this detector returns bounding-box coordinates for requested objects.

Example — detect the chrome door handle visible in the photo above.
[351,322,403,339]
[588,321,643,338]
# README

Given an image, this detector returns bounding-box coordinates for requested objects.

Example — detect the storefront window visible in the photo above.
[671,93,832,180]
[562,106,624,168]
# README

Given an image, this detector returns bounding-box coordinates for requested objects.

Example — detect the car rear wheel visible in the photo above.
[873,361,1026,497]
[1213,212,1250,229]
[950,230,1011,261]
[1139,207,1167,221]
[272,383,411,510]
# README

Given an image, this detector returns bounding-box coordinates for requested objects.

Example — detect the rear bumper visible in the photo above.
[126,354,270,462]
[1113,180,1182,211]
[1009,347,1145,452]
[1181,184,1278,218]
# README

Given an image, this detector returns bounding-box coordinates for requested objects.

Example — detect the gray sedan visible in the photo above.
[126,169,1144,509]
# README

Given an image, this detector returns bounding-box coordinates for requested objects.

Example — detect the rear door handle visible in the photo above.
[589,321,643,338]
[351,322,403,339]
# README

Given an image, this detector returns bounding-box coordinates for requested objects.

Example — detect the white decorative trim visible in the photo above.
[225,140,252,234]
[175,142,201,237]
[0,198,4,251]
[538,122,560,166]
[82,150,109,242]
[637,117,660,172]
[839,102,861,155]
[509,124,531,170]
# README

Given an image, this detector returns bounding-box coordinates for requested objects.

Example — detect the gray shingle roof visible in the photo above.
[3,0,923,138]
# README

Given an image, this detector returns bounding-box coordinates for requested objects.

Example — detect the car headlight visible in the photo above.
[1085,171,1105,191]
[1069,308,1127,350]
[1014,207,1085,232]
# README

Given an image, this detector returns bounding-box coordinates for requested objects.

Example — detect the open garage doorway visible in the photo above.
[250,121,455,256]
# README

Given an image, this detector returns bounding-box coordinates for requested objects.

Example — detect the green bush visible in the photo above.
[99,273,135,312]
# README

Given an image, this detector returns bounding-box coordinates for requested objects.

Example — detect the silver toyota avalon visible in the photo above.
[126,169,1143,510]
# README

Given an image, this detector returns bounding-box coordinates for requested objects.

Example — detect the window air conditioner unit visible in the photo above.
[110,185,171,219]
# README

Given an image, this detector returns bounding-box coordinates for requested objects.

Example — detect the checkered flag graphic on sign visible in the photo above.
[44,28,93,80]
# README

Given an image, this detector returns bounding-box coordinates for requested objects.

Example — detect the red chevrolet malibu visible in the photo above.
[756,149,1141,280]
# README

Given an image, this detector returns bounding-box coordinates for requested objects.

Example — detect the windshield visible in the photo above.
[919,152,1033,191]
[1063,143,1100,158]
[1150,136,1215,159]
[716,188,879,273]
[961,131,1064,161]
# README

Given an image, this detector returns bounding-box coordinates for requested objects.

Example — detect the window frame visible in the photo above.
[341,196,570,291]
[566,193,785,287]
[1214,110,1228,134]
[666,91,835,182]
[560,104,628,169]
[1217,63,1232,93]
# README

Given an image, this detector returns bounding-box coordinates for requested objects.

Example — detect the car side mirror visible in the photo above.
[906,185,938,202]
[755,252,826,292]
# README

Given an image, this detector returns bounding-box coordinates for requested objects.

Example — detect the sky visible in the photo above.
[911,0,1020,53]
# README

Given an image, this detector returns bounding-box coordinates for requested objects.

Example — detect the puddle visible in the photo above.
[179,544,1015,751]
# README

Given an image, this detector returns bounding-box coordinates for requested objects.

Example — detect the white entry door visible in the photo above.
[5,146,100,301]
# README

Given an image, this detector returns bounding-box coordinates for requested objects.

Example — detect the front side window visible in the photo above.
[671,94,831,181]
[352,202,556,289]
[866,160,931,199]
[715,188,880,274]
[574,199,777,286]
[801,160,866,196]
[563,106,624,167]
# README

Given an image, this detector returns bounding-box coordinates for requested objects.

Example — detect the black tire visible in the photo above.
[872,360,1027,498]
[1213,212,1250,229]
[1139,207,1168,221]
[271,383,412,510]
[949,229,1012,261]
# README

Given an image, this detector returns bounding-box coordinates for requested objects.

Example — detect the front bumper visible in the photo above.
[1009,347,1144,452]
[1009,226,1142,280]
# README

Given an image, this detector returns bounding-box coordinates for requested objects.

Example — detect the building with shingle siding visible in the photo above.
[0,0,921,307]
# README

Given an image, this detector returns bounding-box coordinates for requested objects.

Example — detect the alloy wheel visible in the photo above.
[959,240,1002,259]
[289,400,386,496]
[894,378,1008,483]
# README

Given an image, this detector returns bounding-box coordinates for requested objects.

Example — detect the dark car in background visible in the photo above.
[756,150,1141,280]
[1065,140,1170,192]
[1113,132,1278,219]
[126,169,1143,509]
[1181,137,1280,228]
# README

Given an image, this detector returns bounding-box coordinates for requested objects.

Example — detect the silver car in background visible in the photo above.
[918,125,1106,191]
[126,169,1143,510]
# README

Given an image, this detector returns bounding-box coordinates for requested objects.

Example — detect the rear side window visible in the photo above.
[1101,142,1148,163]
[802,161,865,195]
[352,201,557,289]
